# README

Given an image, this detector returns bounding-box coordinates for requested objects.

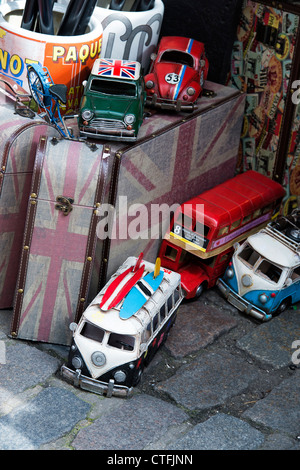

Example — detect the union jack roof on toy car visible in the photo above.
[91,58,141,81]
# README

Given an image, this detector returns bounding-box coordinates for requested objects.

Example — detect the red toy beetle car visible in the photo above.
[144,36,209,112]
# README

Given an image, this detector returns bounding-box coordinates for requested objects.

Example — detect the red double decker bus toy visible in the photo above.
[159,171,285,299]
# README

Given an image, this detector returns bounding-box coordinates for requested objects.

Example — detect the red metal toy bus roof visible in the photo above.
[180,170,284,227]
[168,170,285,257]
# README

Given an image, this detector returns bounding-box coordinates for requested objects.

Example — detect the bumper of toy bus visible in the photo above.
[61,365,134,398]
[217,279,272,322]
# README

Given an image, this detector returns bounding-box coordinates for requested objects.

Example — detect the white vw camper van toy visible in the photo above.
[61,254,183,397]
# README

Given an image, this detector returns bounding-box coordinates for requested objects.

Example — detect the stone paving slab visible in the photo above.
[260,433,300,450]
[237,309,300,369]
[0,309,11,336]
[242,370,300,436]
[155,350,260,411]
[169,413,265,450]
[0,386,91,450]
[166,301,237,358]
[1,301,299,451]
[72,394,189,450]
[0,342,60,409]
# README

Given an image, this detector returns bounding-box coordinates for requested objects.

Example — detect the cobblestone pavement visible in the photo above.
[0,287,300,451]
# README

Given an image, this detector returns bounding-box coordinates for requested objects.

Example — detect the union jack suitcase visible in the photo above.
[11,135,112,345]
[96,80,246,288]
[0,75,59,309]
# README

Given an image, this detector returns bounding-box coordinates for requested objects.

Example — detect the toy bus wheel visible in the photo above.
[195,283,205,298]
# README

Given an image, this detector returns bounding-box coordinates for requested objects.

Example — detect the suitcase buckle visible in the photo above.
[55,196,74,216]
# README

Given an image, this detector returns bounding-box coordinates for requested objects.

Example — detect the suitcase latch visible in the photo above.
[55,196,74,216]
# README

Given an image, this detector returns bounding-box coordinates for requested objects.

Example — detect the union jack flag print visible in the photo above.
[96,59,140,80]
[102,84,246,283]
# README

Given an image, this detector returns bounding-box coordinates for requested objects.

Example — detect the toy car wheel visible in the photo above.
[133,368,143,386]
[275,299,290,315]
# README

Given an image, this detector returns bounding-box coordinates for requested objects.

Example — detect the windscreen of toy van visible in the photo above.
[90,78,136,97]
[107,333,135,351]
[238,244,283,284]
[238,244,260,267]
[255,260,283,284]
[81,321,105,343]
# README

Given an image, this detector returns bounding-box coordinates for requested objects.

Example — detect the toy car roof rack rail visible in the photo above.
[264,209,300,253]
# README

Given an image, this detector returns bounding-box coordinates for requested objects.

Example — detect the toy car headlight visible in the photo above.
[242,274,253,287]
[81,109,93,121]
[114,370,127,383]
[91,351,106,367]
[226,268,234,279]
[72,356,83,369]
[124,114,136,125]
[259,294,268,304]
[146,80,154,89]
[187,87,196,96]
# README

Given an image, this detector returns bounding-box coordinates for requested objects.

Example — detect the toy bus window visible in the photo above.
[262,204,272,214]
[175,249,187,266]
[255,260,282,284]
[176,214,209,235]
[153,313,159,332]
[238,244,260,267]
[219,253,231,264]
[174,286,180,303]
[180,214,193,229]
[253,209,261,219]
[231,219,241,230]
[167,294,173,312]
[160,304,166,321]
[90,79,136,97]
[291,266,300,281]
[194,220,210,237]
[201,256,216,267]
[218,226,229,237]
[165,245,178,261]
[80,321,105,343]
[141,323,151,343]
[160,50,194,68]
[242,214,252,225]
[107,333,135,351]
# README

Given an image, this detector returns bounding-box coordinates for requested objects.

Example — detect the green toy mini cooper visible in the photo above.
[78,58,146,141]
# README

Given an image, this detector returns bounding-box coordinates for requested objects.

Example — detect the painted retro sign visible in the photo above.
[0,2,103,114]
[228,1,300,190]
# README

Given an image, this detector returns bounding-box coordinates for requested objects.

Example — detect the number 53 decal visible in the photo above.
[165,73,180,84]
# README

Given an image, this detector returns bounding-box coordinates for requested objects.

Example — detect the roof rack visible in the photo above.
[263,209,300,254]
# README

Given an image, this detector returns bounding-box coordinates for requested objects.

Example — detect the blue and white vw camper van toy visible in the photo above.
[217,209,300,321]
